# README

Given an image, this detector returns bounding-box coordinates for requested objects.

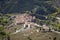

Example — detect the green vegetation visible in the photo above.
[0,26,6,40]
[0,14,10,26]
[55,23,60,30]
[0,14,11,40]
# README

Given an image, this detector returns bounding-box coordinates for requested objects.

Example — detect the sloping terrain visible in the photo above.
[0,0,59,13]
[0,0,60,20]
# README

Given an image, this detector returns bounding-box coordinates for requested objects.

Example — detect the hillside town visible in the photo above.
[0,0,60,40]
[0,11,60,40]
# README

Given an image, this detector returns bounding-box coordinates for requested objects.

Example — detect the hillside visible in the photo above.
[0,0,60,20]
[0,0,60,40]
[0,0,59,12]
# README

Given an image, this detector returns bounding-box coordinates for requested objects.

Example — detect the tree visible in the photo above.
[27,36,32,40]
[55,23,60,30]
[0,26,11,40]
[0,26,6,40]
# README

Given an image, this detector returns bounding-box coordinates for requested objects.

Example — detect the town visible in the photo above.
[0,11,60,40]
[0,0,60,40]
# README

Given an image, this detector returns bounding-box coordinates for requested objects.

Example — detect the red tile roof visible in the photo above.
[14,14,35,24]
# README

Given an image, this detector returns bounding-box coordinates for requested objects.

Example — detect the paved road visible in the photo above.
[51,29,60,34]
[11,23,60,34]
[12,27,30,34]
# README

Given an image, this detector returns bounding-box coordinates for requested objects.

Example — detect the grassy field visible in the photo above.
[10,27,60,40]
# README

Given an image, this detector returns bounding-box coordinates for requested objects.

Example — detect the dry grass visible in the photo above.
[10,27,60,40]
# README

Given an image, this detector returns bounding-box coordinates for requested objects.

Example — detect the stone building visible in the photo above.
[14,13,36,28]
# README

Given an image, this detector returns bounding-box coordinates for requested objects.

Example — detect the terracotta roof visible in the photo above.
[14,14,35,24]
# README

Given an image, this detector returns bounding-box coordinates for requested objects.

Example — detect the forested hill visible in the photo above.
[0,0,60,19]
